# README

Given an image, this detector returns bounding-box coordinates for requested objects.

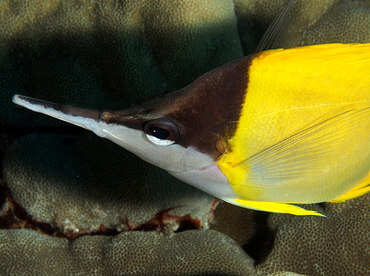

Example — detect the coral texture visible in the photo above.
[1,0,242,127]
[0,229,255,275]
[1,0,370,275]
[3,133,215,235]
[256,194,370,275]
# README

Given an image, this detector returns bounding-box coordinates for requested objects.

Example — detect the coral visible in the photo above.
[256,194,370,275]
[1,0,370,275]
[0,229,255,275]
[260,0,370,48]
[3,132,215,235]
[301,0,370,45]
[1,0,242,127]
[234,0,370,51]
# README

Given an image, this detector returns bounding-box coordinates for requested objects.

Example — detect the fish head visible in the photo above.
[12,57,251,199]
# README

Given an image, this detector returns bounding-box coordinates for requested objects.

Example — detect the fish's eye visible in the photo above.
[143,118,179,146]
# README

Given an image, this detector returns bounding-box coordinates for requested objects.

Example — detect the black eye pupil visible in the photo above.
[144,118,179,144]
[149,127,171,139]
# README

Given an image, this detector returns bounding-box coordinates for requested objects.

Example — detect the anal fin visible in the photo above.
[224,198,325,217]
[329,174,370,203]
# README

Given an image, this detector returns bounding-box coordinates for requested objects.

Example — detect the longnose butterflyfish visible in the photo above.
[13,43,370,216]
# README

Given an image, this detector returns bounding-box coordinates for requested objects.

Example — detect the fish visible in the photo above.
[13,43,370,216]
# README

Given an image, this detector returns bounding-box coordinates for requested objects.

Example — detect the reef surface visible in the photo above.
[1,0,370,275]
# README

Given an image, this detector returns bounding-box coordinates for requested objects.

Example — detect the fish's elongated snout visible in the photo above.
[13,94,105,137]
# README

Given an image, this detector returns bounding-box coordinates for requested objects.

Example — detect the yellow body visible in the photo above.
[217,43,370,216]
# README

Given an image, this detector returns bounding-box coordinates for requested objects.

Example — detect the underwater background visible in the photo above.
[1,0,369,275]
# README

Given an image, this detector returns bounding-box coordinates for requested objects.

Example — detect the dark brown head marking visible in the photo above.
[100,55,254,160]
